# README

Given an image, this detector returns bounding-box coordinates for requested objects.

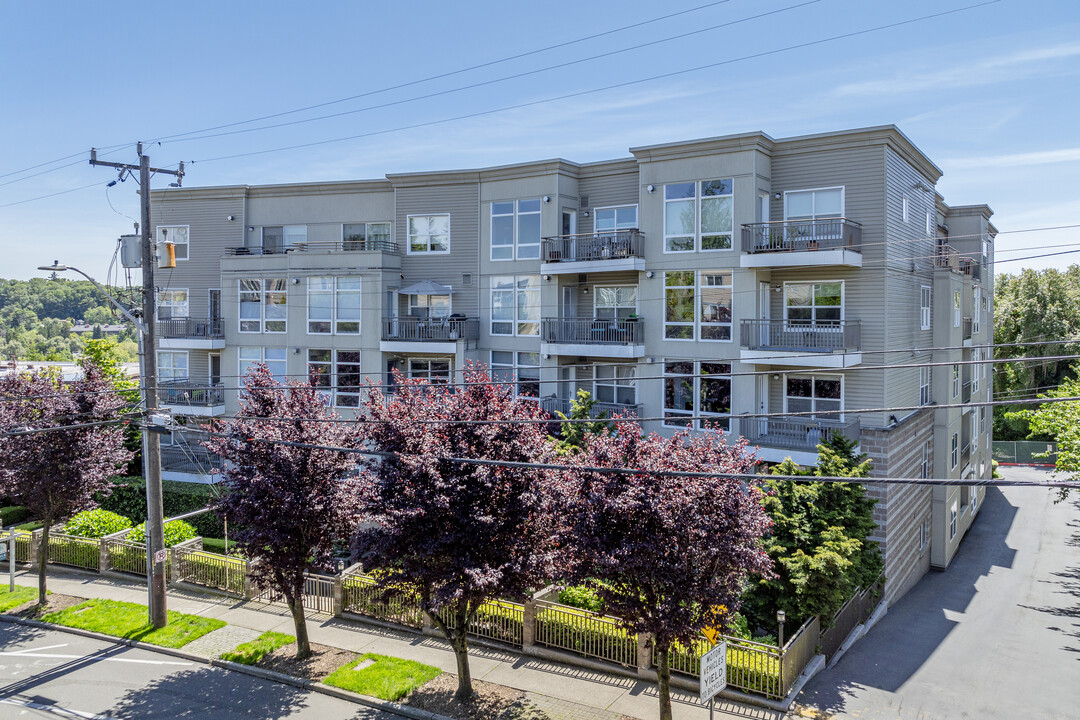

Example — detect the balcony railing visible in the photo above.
[962,381,972,404]
[225,239,399,255]
[742,218,862,254]
[156,317,224,339]
[960,442,971,470]
[160,445,223,475]
[542,230,644,263]
[963,317,973,339]
[381,316,479,342]
[539,396,641,419]
[740,319,860,352]
[158,382,225,407]
[742,416,861,453]
[542,318,644,345]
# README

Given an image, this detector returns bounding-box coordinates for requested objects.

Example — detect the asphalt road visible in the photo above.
[795,467,1080,720]
[0,625,393,719]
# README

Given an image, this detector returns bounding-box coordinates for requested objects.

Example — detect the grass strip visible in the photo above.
[219,630,294,665]
[0,585,39,612]
[42,598,225,648]
[323,652,441,701]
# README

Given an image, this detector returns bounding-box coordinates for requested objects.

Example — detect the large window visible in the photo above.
[594,205,638,232]
[663,271,733,341]
[973,287,981,335]
[920,285,932,330]
[491,199,541,261]
[342,222,391,250]
[663,360,731,430]
[156,225,189,261]
[408,358,450,383]
[308,277,361,334]
[491,351,540,397]
[951,433,959,469]
[260,225,306,254]
[308,349,362,408]
[239,278,287,333]
[157,289,189,320]
[949,500,958,539]
[408,214,450,254]
[785,282,842,324]
[785,375,842,419]
[663,179,733,252]
[596,364,636,406]
[972,349,980,393]
[239,347,287,380]
[952,364,960,398]
[408,293,451,318]
[784,187,843,221]
[594,286,638,320]
[158,351,188,381]
[491,275,540,336]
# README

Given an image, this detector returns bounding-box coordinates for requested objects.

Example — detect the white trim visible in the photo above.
[781,372,845,420]
[662,179,734,254]
[783,186,846,220]
[782,279,846,324]
[592,204,639,231]
[157,349,189,382]
[406,213,451,255]
[920,285,932,330]
[591,283,639,320]
[156,288,190,321]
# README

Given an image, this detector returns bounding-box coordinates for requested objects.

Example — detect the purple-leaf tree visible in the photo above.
[353,363,561,701]
[207,365,360,659]
[0,362,133,604]
[560,422,773,720]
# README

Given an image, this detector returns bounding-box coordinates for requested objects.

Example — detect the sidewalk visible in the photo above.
[9,568,785,720]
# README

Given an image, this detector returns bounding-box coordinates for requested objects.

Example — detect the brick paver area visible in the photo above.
[183,624,263,658]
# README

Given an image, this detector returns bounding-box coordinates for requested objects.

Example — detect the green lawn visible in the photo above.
[42,599,225,648]
[219,630,294,665]
[0,585,38,612]
[323,653,441,701]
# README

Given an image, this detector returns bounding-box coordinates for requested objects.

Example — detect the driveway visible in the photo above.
[795,467,1080,720]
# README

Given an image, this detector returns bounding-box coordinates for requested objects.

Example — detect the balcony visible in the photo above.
[379,316,479,353]
[539,396,641,419]
[157,317,225,349]
[742,416,861,461]
[739,319,862,368]
[158,382,225,417]
[226,239,399,255]
[962,380,972,404]
[741,218,862,268]
[963,316,973,343]
[160,445,223,483]
[541,318,645,359]
[541,230,645,274]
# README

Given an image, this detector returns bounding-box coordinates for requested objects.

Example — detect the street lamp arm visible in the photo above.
[38,263,147,336]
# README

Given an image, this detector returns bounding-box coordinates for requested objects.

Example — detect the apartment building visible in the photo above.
[149,124,995,601]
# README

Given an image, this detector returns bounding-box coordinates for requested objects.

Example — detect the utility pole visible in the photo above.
[90,143,183,629]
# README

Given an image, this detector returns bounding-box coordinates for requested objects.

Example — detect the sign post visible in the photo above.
[7,528,14,591]
[699,640,727,719]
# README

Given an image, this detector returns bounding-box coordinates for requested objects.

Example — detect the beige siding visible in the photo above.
[577,162,639,235]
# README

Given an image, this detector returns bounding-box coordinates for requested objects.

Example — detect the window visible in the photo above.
[260,225,306,254]
[239,347,287,380]
[951,433,959,469]
[952,364,960,398]
[408,358,450,383]
[921,442,930,479]
[920,285,932,330]
[926,210,934,236]
[971,485,978,513]
[972,410,979,452]
[408,293,451,319]
[308,277,361,334]
[305,349,362,408]
[239,278,287,333]
[663,179,733,252]
[949,500,958,540]
[663,360,731,430]
[973,288,981,335]
[594,286,638,320]
[594,205,638,232]
[664,271,732,341]
[953,290,961,327]
[490,276,539,336]
[491,200,541,260]
[158,351,188,381]
[785,375,842,419]
[972,349,980,394]
[596,364,636,406]
[342,222,391,251]
[157,289,189,320]
[490,351,540,397]
[408,214,450,254]
[156,225,189,261]
[785,282,842,325]
[308,349,332,400]
[785,187,843,221]
[920,366,931,405]
[902,196,910,223]
[919,517,930,554]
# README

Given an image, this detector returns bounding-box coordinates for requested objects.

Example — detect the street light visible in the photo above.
[38,260,167,627]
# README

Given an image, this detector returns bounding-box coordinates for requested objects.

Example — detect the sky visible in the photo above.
[2,0,1079,283]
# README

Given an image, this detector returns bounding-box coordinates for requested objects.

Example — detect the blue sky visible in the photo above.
[2,0,1078,282]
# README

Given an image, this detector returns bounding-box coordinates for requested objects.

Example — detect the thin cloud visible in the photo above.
[947,148,1080,169]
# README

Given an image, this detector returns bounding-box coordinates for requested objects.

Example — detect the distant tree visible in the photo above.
[82,338,141,474]
[354,364,560,701]
[560,422,772,720]
[208,365,360,659]
[83,306,115,326]
[0,362,133,604]
[1006,378,1080,500]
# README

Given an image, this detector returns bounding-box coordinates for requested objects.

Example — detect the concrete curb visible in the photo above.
[0,614,455,720]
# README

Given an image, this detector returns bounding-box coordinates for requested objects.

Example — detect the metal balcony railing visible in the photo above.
[742,416,861,453]
[226,239,399,255]
[158,382,225,407]
[539,396,641,419]
[963,317,973,339]
[962,381,972,404]
[156,317,224,339]
[381,316,479,342]
[542,230,644,263]
[740,319,860,352]
[160,445,223,474]
[541,318,644,345]
[742,218,862,254]
[960,442,971,470]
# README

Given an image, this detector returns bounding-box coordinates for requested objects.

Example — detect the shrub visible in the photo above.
[558,584,604,613]
[1,506,30,527]
[127,519,197,547]
[96,476,224,537]
[63,509,133,538]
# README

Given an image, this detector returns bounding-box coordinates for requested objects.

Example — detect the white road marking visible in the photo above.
[0,651,193,666]
[0,696,120,719]
[6,643,69,655]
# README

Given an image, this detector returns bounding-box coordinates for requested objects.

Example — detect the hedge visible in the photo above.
[1,506,30,527]
[63,509,132,538]
[97,476,224,538]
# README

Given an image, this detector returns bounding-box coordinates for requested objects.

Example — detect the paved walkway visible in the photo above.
[8,568,780,720]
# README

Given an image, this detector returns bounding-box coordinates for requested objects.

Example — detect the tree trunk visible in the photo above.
[286,586,310,660]
[37,520,50,605]
[452,603,473,702]
[656,639,673,720]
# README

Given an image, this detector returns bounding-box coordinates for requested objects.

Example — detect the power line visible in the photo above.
[0,182,104,210]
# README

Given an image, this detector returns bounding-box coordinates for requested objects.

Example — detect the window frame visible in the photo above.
[920,366,931,406]
[407,357,451,383]
[157,350,189,382]
[953,290,961,328]
[594,363,637,406]
[920,285,932,330]
[155,225,189,262]
[663,270,733,342]
[593,204,639,232]
[238,277,288,334]
[238,346,287,382]
[307,276,362,335]
[342,222,392,251]
[662,359,732,431]
[490,275,540,337]
[952,364,960,398]
[662,179,735,254]
[593,284,639,321]
[407,213,451,255]
[949,500,958,539]
[783,186,845,221]
[782,373,844,420]
[490,351,541,398]
[783,280,844,327]
[157,289,190,321]
[951,432,959,470]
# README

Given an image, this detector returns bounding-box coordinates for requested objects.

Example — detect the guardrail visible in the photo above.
[159,383,225,407]
[441,599,525,646]
[381,317,480,342]
[156,317,224,339]
[541,318,644,345]
[294,239,400,254]
[542,230,644,263]
[741,416,861,453]
[820,576,883,659]
[742,218,862,254]
[105,538,148,576]
[44,531,100,571]
[174,545,248,595]
[341,571,424,628]
[539,397,641,419]
[740,319,860,352]
[534,599,638,667]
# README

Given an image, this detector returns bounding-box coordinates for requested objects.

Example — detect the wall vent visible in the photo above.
[462,273,473,286]
[577,273,588,284]
[579,195,590,209]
